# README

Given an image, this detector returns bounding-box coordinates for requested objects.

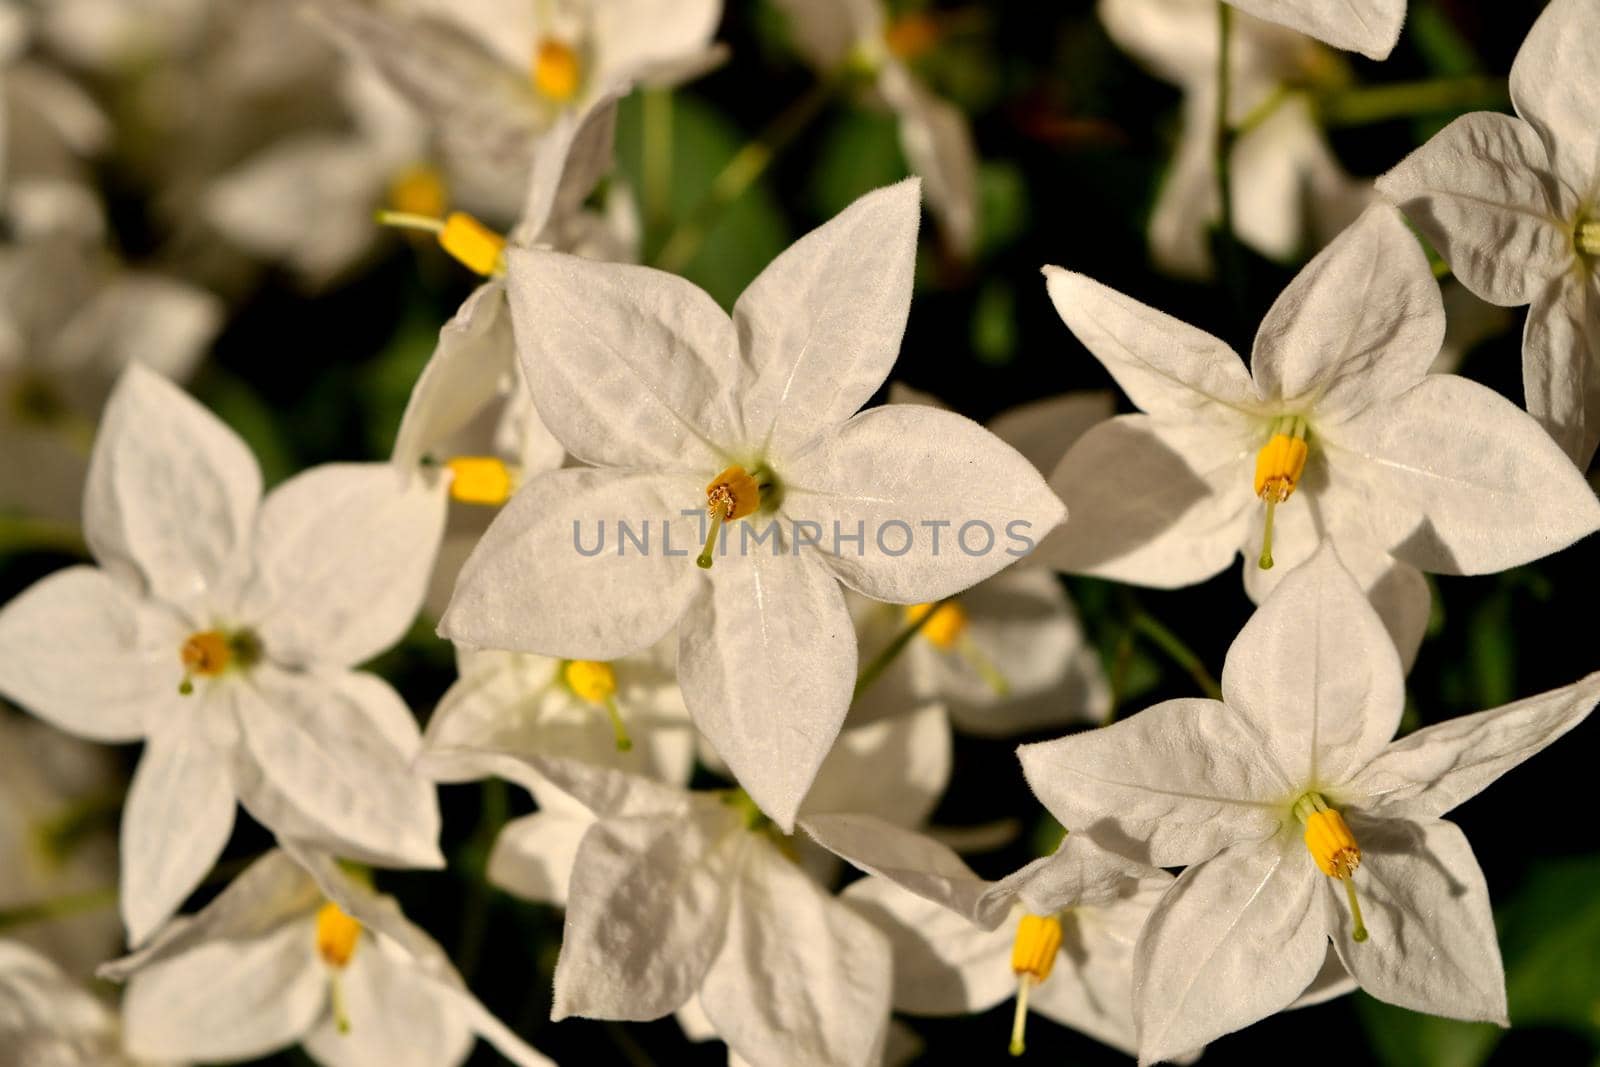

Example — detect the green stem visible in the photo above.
[0,886,116,931]
[654,76,839,273]
[854,598,949,701]
[457,778,508,981]
[642,87,673,243]
[1131,613,1223,701]
[1317,75,1508,127]
[0,516,88,556]
[1104,627,1136,725]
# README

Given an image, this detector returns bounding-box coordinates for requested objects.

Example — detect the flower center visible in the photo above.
[387,164,448,221]
[315,901,363,1033]
[374,210,507,276]
[1008,912,1063,1056]
[532,38,582,102]
[904,601,967,650]
[1578,218,1600,258]
[1253,415,1309,570]
[177,629,260,695]
[696,465,763,569]
[1293,792,1368,942]
[444,456,516,506]
[884,13,940,60]
[562,660,631,751]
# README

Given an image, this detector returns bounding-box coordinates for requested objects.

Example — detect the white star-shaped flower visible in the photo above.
[103,845,554,1067]
[0,365,447,944]
[1019,544,1600,1064]
[1377,0,1600,465]
[439,179,1065,830]
[1037,203,1600,667]
[1100,0,1369,278]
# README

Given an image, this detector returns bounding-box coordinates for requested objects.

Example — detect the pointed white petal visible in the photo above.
[391,281,514,472]
[735,179,922,458]
[1522,275,1600,466]
[1329,817,1506,1024]
[1508,0,1600,193]
[440,468,704,660]
[802,704,951,828]
[488,810,591,906]
[301,946,474,1067]
[885,80,977,257]
[85,364,260,612]
[1343,671,1600,819]
[985,391,1114,477]
[0,565,181,742]
[679,547,855,832]
[1226,0,1403,60]
[1251,205,1444,421]
[800,813,1003,926]
[1018,698,1289,868]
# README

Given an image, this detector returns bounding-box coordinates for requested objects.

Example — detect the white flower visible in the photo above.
[0,713,122,981]
[0,365,447,944]
[772,0,979,256]
[1018,544,1600,1064]
[0,939,159,1066]
[0,236,222,525]
[439,179,1065,830]
[1377,0,1600,465]
[1037,203,1600,668]
[1223,0,1404,61]
[462,753,895,1067]
[103,846,553,1067]
[1100,0,1369,278]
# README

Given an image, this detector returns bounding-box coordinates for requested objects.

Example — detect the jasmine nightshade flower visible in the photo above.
[772,0,979,256]
[104,847,553,1067]
[440,179,1065,830]
[0,939,155,1066]
[1018,545,1600,1064]
[1377,0,1600,465]
[1100,0,1369,278]
[1038,204,1600,667]
[1223,0,1404,61]
[0,366,447,944]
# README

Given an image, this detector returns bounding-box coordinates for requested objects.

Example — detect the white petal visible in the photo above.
[1132,838,1329,1066]
[251,464,446,669]
[1221,543,1405,788]
[679,547,855,832]
[701,842,892,1067]
[474,752,691,819]
[120,725,236,945]
[1038,415,1255,586]
[552,811,742,1021]
[1342,671,1600,819]
[440,468,704,660]
[301,946,474,1067]
[0,566,180,742]
[1508,0,1600,193]
[84,364,260,613]
[1017,698,1289,868]
[885,80,976,257]
[800,813,1004,926]
[1250,205,1444,421]
[98,273,222,384]
[1146,92,1222,278]
[1522,275,1600,466]
[1042,267,1259,417]
[514,96,618,243]
[842,877,1014,1015]
[505,247,742,469]
[591,0,722,86]
[782,405,1066,603]
[1031,896,1153,1058]
[236,668,443,868]
[1320,374,1600,574]
[801,704,951,827]
[123,919,325,1062]
[985,391,1115,477]
[1005,834,1174,916]
[734,179,921,458]
[769,0,876,69]
[488,810,590,906]
[391,282,514,472]
[1226,0,1403,60]
[1329,817,1506,1024]
[1376,112,1576,307]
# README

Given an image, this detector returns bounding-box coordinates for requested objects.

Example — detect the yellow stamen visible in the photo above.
[374,210,506,276]
[1579,220,1600,257]
[904,601,968,650]
[532,38,582,102]
[1254,418,1308,570]
[884,13,940,60]
[696,465,760,569]
[1294,793,1368,942]
[563,660,631,751]
[1008,913,1062,1056]
[387,164,447,221]
[316,901,363,969]
[445,456,516,506]
[178,631,230,695]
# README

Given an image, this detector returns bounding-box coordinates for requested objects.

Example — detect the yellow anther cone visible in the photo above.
[388,165,448,221]
[316,902,362,969]
[904,601,968,650]
[445,457,515,506]
[438,214,507,277]
[533,39,581,101]
[1253,433,1308,501]
[563,660,617,704]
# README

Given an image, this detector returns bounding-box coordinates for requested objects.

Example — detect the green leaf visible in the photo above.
[808,109,907,222]
[1356,994,1502,1067]
[1501,854,1600,1035]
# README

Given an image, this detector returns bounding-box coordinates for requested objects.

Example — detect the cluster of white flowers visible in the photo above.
[0,0,1596,1065]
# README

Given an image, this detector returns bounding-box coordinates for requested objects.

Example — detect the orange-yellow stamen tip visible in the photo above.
[904,601,969,650]
[697,465,761,569]
[1253,432,1309,503]
[563,660,617,704]
[181,631,231,677]
[1010,913,1063,983]
[388,164,448,221]
[375,210,506,276]
[1296,794,1369,943]
[445,456,516,506]
[316,902,363,970]
[884,13,940,60]
[1578,219,1600,257]
[532,38,582,101]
